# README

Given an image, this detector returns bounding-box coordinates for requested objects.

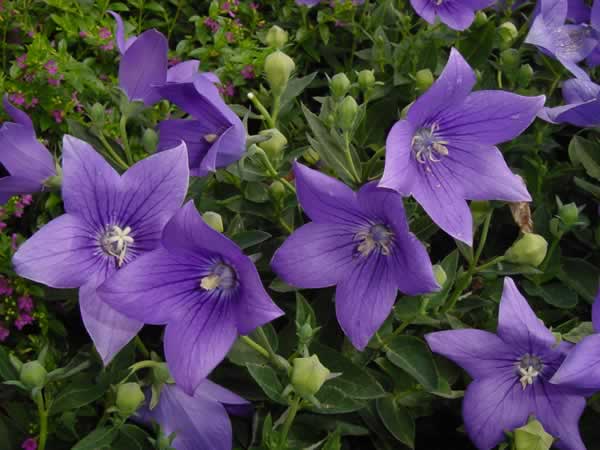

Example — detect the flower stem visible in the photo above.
[241,335,270,359]
[343,132,361,184]
[475,256,505,273]
[119,115,133,165]
[35,391,48,450]
[248,93,276,129]
[271,94,281,128]
[98,133,129,170]
[279,396,301,448]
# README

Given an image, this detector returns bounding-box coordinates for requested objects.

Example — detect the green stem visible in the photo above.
[271,95,281,128]
[343,132,361,184]
[134,336,149,359]
[381,318,414,347]
[279,396,301,448]
[474,211,493,265]
[168,0,184,40]
[241,336,270,359]
[248,93,276,128]
[540,236,560,273]
[119,116,133,165]
[98,133,129,170]
[475,255,505,273]
[279,177,296,195]
[35,391,48,450]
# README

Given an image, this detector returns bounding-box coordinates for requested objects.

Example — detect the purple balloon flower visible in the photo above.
[138,381,250,450]
[379,48,542,245]
[12,136,189,363]
[410,0,495,31]
[0,96,56,203]
[525,0,599,80]
[426,278,587,450]
[98,201,284,394]
[271,162,438,350]
[550,288,600,393]
[156,76,246,177]
[539,77,600,126]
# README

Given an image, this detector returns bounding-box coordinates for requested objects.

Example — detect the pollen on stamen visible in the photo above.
[100,225,134,267]
[200,274,221,291]
[411,124,449,164]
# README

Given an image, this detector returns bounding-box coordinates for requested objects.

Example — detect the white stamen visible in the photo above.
[354,224,394,257]
[102,225,134,267]
[200,274,222,291]
[412,123,449,164]
[519,366,540,390]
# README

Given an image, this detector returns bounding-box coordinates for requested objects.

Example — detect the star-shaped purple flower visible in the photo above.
[156,76,246,176]
[525,0,599,80]
[271,162,438,350]
[98,201,284,394]
[550,288,600,394]
[138,380,251,450]
[0,96,56,203]
[13,136,189,363]
[539,77,600,127]
[410,0,496,31]
[426,278,587,450]
[379,48,542,245]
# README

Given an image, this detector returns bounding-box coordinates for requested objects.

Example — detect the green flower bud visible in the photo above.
[269,180,286,200]
[298,323,313,342]
[291,355,330,398]
[265,25,289,49]
[473,11,488,27]
[504,233,548,267]
[259,128,288,158]
[337,96,359,131]
[116,382,145,416]
[202,211,224,233]
[549,217,562,238]
[303,147,320,165]
[558,202,579,226]
[432,264,447,287]
[415,69,434,92]
[514,419,553,450]
[500,48,520,71]
[152,362,171,385]
[518,64,534,87]
[400,101,414,119]
[142,128,159,153]
[90,103,105,126]
[20,361,47,389]
[498,22,518,49]
[264,51,295,96]
[330,73,351,98]
[357,70,376,91]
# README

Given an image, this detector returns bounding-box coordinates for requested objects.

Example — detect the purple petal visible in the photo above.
[411,164,474,245]
[12,214,100,288]
[166,60,200,83]
[141,384,233,450]
[442,143,532,202]
[165,299,237,395]
[463,374,532,450]
[426,329,518,379]
[593,0,600,30]
[157,119,211,169]
[550,334,600,393]
[61,135,122,229]
[0,176,45,204]
[563,78,600,103]
[532,382,586,450]
[0,122,55,182]
[271,222,356,289]
[441,91,545,146]
[592,289,600,332]
[293,162,362,225]
[335,253,397,350]
[568,0,591,23]
[197,379,252,416]
[108,11,134,55]
[437,1,476,31]
[204,120,246,172]
[80,273,143,364]
[497,278,556,353]
[409,0,436,23]
[543,99,600,126]
[158,80,227,123]
[379,120,417,195]
[3,95,34,129]
[119,29,168,106]
[407,48,476,127]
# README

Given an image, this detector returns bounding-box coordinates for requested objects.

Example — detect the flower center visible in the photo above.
[200,263,237,291]
[101,225,133,267]
[204,133,219,143]
[354,224,394,257]
[517,354,543,390]
[411,123,449,164]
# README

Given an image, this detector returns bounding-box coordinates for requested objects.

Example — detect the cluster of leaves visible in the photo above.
[0,0,599,449]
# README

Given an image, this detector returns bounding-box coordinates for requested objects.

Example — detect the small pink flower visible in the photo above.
[18,295,33,313]
[23,73,34,83]
[26,97,39,109]
[0,277,12,295]
[241,65,255,80]
[0,325,9,342]
[218,82,235,97]
[99,73,109,81]
[44,60,58,74]
[27,30,35,38]
[9,93,25,105]
[204,18,220,33]
[98,27,111,39]
[250,2,259,9]
[0,222,6,232]
[48,74,64,87]
[21,438,37,450]
[79,31,88,38]
[21,195,32,205]
[16,54,27,69]
[51,110,64,123]
[226,32,235,43]
[14,207,24,218]
[11,233,18,251]
[15,314,33,330]
[100,41,114,52]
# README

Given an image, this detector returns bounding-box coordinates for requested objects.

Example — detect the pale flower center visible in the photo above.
[200,263,237,291]
[101,225,133,267]
[411,123,449,164]
[354,224,394,257]
[517,354,543,390]
[204,133,219,143]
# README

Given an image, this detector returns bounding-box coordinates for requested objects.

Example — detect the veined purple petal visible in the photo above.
[569,0,591,23]
[550,334,600,393]
[426,329,518,379]
[108,11,136,55]
[80,272,143,364]
[198,379,252,416]
[157,119,211,169]
[2,95,34,130]
[542,98,600,126]
[293,162,363,225]
[335,253,398,350]
[408,48,476,126]
[563,78,600,103]
[0,122,55,182]
[271,222,356,289]
[166,60,200,83]
[497,278,556,353]
[409,0,436,23]
[592,288,600,332]
[437,1,476,31]
[119,29,168,106]
[12,214,100,288]
[158,81,228,126]
[592,0,600,30]
[379,120,417,195]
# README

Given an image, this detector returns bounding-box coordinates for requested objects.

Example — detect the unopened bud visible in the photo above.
[498,22,518,49]
[518,64,534,87]
[357,70,376,91]
[500,49,520,71]
[415,69,434,92]
[514,419,553,450]
[265,25,289,49]
[90,103,105,126]
[269,180,285,200]
[330,73,351,98]
[202,211,224,233]
[142,128,159,153]
[259,128,288,158]
[558,202,579,227]
[20,361,47,389]
[265,51,295,96]
[298,323,313,342]
[504,233,548,267]
[116,382,145,415]
[473,11,488,27]
[152,362,171,385]
[432,265,447,287]
[337,96,358,131]
[303,147,320,165]
[291,355,330,398]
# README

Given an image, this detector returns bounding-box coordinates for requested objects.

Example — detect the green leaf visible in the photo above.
[562,322,594,344]
[557,258,600,303]
[72,426,119,450]
[522,281,578,309]
[112,424,152,450]
[321,430,342,450]
[231,230,272,250]
[385,336,439,391]
[457,22,495,67]
[281,72,317,110]
[245,363,285,404]
[569,136,600,181]
[0,346,18,381]
[295,292,316,328]
[50,382,107,415]
[574,177,600,199]
[376,395,415,449]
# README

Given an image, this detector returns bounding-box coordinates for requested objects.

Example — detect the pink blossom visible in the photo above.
[79,31,88,38]
[218,82,235,97]
[0,325,9,342]
[48,74,64,87]
[21,195,32,205]
[44,60,58,74]
[98,27,111,39]
[26,98,39,109]
[18,295,33,313]
[0,222,6,232]
[27,30,35,38]
[204,18,220,33]
[226,32,235,43]
[71,92,83,112]
[250,2,259,9]
[16,54,27,69]
[14,206,23,218]
[11,233,18,251]
[100,41,114,52]
[23,73,34,83]
[51,110,64,123]
[15,314,33,330]
[21,438,37,450]
[241,65,255,79]
[0,277,10,296]
[9,93,25,105]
